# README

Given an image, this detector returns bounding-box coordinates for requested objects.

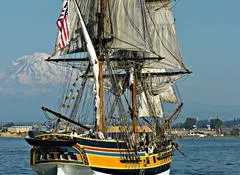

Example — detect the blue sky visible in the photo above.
[0,1,61,70]
[0,1,240,121]
[174,1,240,106]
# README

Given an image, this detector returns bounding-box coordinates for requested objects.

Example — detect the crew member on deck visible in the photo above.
[97,129,105,140]
[148,144,154,155]
[88,129,95,138]
[70,129,78,138]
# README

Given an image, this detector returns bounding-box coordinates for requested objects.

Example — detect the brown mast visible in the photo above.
[98,61,103,131]
[132,70,138,143]
[98,0,106,131]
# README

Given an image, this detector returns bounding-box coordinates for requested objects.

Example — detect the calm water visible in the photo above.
[0,138,239,175]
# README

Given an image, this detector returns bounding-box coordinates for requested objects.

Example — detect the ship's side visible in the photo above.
[80,138,173,175]
[26,134,174,175]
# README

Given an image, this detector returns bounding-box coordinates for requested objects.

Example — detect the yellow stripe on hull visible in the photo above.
[85,151,172,170]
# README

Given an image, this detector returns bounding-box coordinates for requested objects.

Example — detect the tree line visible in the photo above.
[173,117,240,129]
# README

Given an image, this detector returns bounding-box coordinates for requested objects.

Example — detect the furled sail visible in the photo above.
[138,84,177,118]
[159,84,177,104]
[139,92,163,118]
[142,68,180,97]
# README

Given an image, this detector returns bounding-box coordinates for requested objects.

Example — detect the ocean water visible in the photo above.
[0,138,239,175]
[171,138,240,175]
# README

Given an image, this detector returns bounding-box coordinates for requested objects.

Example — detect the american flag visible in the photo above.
[56,2,69,50]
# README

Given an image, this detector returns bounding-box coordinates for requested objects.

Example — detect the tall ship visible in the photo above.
[25,0,191,174]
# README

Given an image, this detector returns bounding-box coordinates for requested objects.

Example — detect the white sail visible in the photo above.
[142,68,180,97]
[105,0,150,52]
[104,0,186,73]
[159,85,178,104]
[139,92,163,118]
[145,1,184,70]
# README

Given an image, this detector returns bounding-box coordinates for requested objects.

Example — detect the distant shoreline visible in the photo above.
[0,132,239,140]
[0,137,24,139]
[179,136,240,140]
[0,132,26,138]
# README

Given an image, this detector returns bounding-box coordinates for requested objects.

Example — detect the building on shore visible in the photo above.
[171,129,219,138]
[7,126,32,133]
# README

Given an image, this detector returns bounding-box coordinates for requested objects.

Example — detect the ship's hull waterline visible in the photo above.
[33,163,92,175]
[33,163,171,175]
[92,164,170,175]
[93,169,170,175]
[33,164,170,175]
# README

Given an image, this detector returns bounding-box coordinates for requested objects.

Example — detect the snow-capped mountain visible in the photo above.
[0,52,79,95]
[0,52,72,85]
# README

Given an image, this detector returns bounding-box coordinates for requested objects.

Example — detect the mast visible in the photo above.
[97,0,106,131]
[99,60,103,131]
[131,69,138,143]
